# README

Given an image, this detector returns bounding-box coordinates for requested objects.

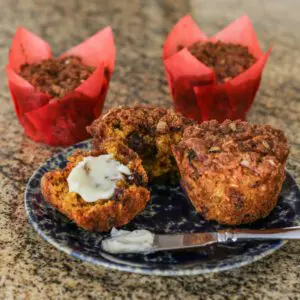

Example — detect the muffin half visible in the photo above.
[172,120,289,225]
[87,105,194,180]
[41,140,150,232]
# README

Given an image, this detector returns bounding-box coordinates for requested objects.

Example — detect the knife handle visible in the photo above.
[217,226,300,242]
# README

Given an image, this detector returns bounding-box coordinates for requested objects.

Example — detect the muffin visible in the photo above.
[87,105,194,180]
[41,140,150,232]
[7,26,115,146]
[172,120,289,225]
[163,15,271,122]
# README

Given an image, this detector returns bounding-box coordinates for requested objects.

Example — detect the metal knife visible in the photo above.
[152,226,300,252]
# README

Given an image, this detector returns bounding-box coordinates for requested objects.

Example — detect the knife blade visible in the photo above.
[153,232,218,251]
[151,226,300,252]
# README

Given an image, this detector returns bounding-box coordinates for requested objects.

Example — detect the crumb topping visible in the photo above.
[19,56,95,98]
[187,41,257,83]
[182,119,289,164]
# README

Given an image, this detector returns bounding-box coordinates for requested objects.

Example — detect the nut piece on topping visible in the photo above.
[173,119,289,225]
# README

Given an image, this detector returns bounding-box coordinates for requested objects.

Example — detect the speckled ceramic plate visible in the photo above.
[25,140,300,276]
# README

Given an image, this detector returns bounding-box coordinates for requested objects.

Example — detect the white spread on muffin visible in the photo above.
[101,228,154,254]
[67,154,131,202]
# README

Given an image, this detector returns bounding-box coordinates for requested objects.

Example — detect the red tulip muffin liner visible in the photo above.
[163,15,271,122]
[6,26,115,146]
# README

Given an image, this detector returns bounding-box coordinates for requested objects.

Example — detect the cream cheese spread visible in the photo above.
[67,154,131,202]
[101,228,154,254]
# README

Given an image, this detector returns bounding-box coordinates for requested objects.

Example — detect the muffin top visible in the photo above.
[87,105,194,139]
[174,119,289,175]
[19,56,95,98]
[187,41,257,83]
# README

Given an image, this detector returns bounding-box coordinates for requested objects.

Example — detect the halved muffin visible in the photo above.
[87,105,194,180]
[172,120,289,225]
[41,140,150,232]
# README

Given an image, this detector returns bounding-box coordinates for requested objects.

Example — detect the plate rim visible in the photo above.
[25,140,291,276]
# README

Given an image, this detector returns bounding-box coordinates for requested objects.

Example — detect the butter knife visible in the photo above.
[152,226,300,252]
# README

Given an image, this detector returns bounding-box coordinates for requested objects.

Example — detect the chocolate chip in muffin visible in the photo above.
[112,120,122,130]
[125,131,157,158]
[125,132,145,155]
[187,149,197,163]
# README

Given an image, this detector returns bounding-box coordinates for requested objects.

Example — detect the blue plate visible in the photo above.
[25,140,300,276]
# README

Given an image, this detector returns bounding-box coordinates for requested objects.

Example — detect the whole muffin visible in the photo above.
[41,140,150,232]
[172,120,289,225]
[87,105,194,180]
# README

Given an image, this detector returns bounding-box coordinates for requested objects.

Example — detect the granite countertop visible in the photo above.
[1,0,300,299]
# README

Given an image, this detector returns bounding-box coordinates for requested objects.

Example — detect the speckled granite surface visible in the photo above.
[0,0,300,299]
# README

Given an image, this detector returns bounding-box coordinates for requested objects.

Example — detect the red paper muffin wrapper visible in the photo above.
[163,15,271,122]
[6,26,115,146]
